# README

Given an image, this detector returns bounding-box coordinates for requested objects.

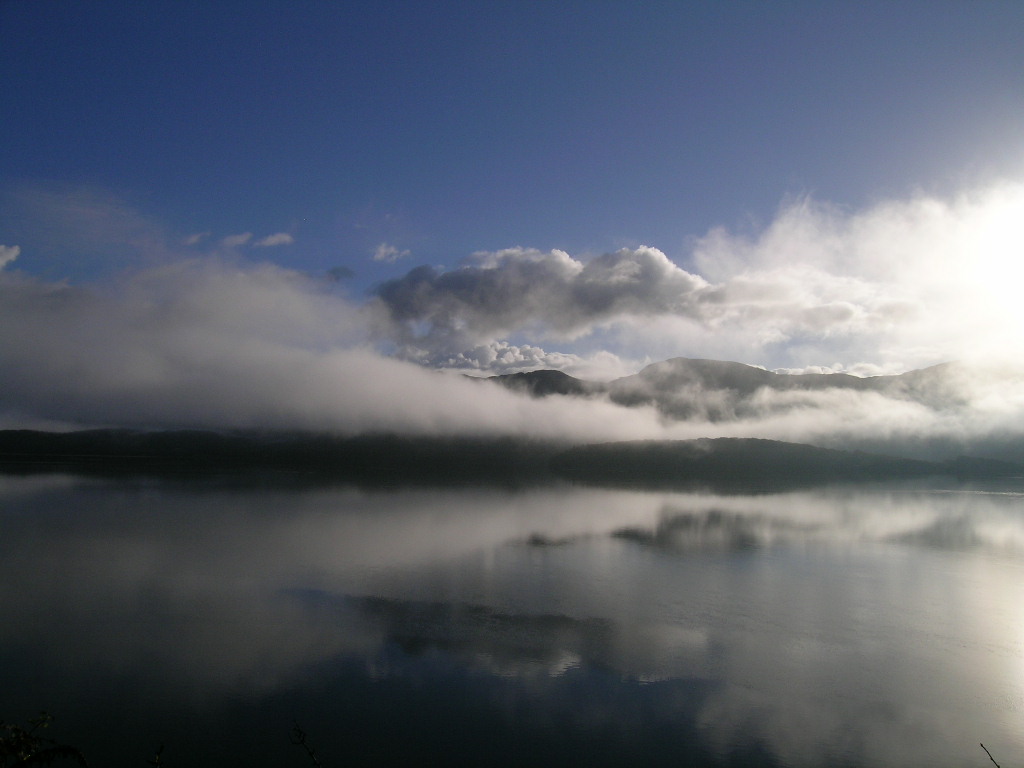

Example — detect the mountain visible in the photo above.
[605,358,970,419]
[489,357,971,420]
[488,369,595,398]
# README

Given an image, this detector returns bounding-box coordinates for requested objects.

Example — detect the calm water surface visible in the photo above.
[1,474,1023,766]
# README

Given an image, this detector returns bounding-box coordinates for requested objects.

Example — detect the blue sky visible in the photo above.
[5,1,1023,280]
[3,1,1024,434]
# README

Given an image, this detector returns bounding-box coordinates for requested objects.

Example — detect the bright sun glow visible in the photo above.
[963,185,1024,324]
[933,182,1024,363]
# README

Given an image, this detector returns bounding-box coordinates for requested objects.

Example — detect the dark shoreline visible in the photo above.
[2,429,1021,492]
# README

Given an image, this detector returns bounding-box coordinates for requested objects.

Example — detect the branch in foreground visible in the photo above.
[290,723,323,768]
[980,742,1000,768]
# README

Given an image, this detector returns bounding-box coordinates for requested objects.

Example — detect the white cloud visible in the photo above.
[373,181,1024,373]
[718,188,1024,367]
[3,253,1024,459]
[183,232,210,246]
[221,232,252,248]
[0,244,19,270]
[254,232,294,247]
[16,180,1024,378]
[372,242,411,262]
[418,341,637,380]
[432,341,587,374]
[0,259,671,441]
[4,181,1024,457]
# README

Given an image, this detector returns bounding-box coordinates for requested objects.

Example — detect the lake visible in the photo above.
[1,473,1023,766]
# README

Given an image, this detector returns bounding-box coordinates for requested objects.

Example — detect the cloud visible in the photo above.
[4,253,1021,459]
[183,232,210,246]
[12,180,1024,379]
[373,242,897,372]
[0,184,177,276]
[430,341,636,380]
[374,246,711,366]
[0,244,19,270]
[4,181,1024,457]
[428,341,584,374]
[371,181,1024,374]
[688,182,1024,368]
[221,232,253,248]
[254,232,294,247]
[373,242,411,262]
[0,258,671,441]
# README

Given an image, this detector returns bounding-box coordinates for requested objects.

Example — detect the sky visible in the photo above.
[3,1,1024,441]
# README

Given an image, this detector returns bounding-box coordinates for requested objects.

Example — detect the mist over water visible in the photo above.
[3,180,1024,462]
[6,8,1024,766]
[2,474,1022,767]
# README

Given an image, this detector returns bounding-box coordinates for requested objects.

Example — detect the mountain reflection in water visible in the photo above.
[1,475,1023,767]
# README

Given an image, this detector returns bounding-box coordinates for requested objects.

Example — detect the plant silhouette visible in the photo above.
[0,713,87,767]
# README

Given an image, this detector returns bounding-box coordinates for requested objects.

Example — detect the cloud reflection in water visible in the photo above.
[1,476,1023,766]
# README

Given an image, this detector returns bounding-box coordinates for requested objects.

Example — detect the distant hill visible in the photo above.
[488,369,595,398]
[1,429,1019,490]
[489,357,972,420]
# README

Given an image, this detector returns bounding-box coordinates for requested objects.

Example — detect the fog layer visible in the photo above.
[3,181,1024,457]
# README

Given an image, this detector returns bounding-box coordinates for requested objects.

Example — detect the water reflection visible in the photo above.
[1,475,1023,766]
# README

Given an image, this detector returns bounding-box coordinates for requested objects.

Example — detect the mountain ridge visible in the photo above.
[492,356,962,395]
[489,356,972,418]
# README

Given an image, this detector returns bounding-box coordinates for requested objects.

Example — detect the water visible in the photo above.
[2,473,1023,766]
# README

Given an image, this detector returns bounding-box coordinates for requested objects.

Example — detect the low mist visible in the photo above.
[3,180,1024,461]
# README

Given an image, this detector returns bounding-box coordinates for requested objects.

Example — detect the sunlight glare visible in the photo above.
[962,184,1024,332]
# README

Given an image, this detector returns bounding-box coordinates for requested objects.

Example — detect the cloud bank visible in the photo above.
[2,180,1024,457]
[0,257,669,440]
[374,181,1024,375]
